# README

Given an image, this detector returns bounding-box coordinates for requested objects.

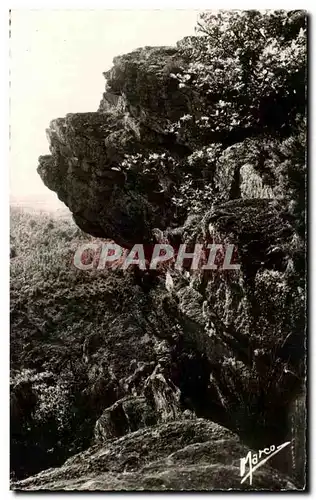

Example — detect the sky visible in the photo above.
[9,10,198,209]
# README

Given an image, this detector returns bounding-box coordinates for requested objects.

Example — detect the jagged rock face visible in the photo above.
[172,198,304,451]
[102,47,192,135]
[38,45,305,248]
[12,420,297,491]
[38,112,188,247]
[10,208,305,487]
[33,20,306,489]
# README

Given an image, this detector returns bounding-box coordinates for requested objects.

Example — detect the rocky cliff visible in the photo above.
[12,10,306,491]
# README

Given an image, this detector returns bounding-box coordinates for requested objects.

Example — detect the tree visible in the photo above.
[175,10,306,138]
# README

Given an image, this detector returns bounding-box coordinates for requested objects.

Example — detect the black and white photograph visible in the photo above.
[9,8,307,491]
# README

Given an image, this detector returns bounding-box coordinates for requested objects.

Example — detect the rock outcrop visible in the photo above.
[12,420,296,491]
[12,10,306,490]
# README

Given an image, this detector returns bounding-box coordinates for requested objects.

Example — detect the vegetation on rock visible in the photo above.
[11,10,306,490]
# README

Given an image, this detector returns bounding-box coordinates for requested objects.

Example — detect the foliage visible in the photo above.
[175,10,306,136]
[169,10,306,256]
[10,208,179,479]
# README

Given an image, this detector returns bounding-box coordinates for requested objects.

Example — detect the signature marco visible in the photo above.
[240,441,291,485]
